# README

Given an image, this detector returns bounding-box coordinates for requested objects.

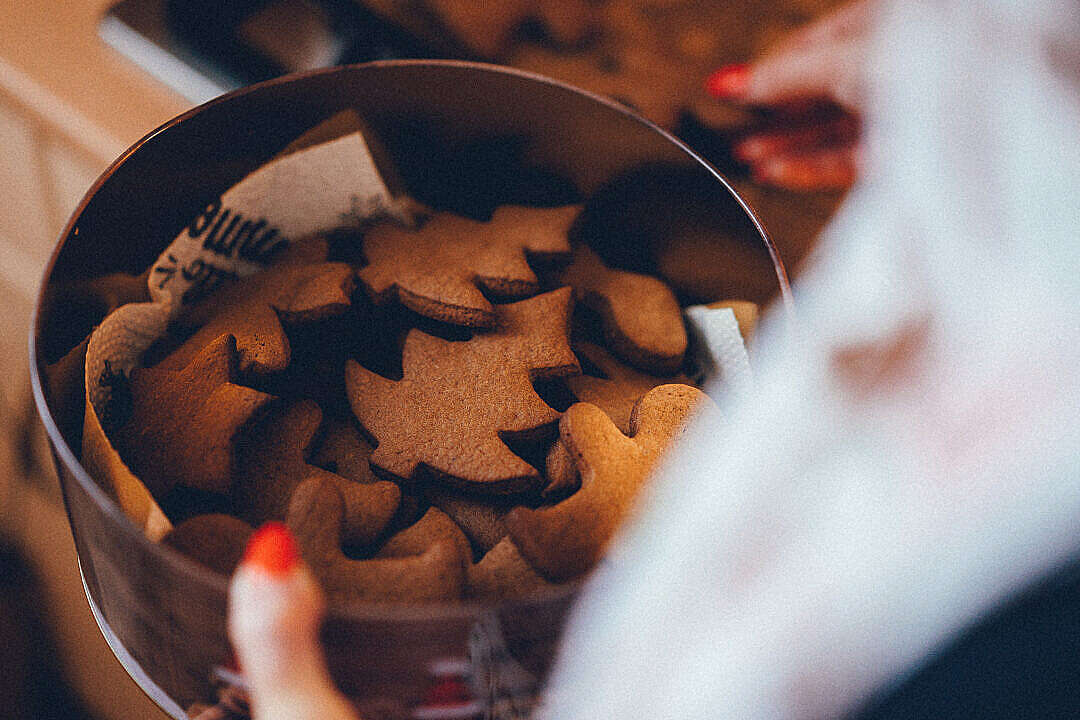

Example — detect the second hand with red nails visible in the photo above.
[705,62,861,192]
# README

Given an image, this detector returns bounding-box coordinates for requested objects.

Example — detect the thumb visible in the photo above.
[228,522,358,720]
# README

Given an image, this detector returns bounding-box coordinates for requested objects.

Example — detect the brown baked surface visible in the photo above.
[507,383,716,581]
[358,205,578,328]
[346,287,580,492]
[232,400,401,547]
[114,334,274,497]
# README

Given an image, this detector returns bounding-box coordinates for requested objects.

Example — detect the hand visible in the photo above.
[706,0,870,191]
[226,523,358,720]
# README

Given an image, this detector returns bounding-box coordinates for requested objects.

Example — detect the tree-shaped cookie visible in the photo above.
[114,334,274,497]
[358,205,579,328]
[507,384,716,581]
[558,244,687,374]
[232,400,400,547]
[346,287,580,493]
[160,241,354,376]
[287,478,466,604]
[544,341,692,496]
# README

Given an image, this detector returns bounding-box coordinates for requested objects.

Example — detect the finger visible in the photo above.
[706,0,870,104]
[750,145,860,191]
[745,37,865,110]
[228,523,357,720]
[788,0,873,50]
[706,29,866,112]
[734,113,860,162]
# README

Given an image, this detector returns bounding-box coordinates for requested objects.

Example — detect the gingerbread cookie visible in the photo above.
[160,241,355,376]
[568,341,693,433]
[558,244,687,374]
[358,205,578,328]
[468,537,559,601]
[310,416,379,485]
[287,478,466,604]
[424,487,516,554]
[507,384,716,581]
[543,439,580,499]
[544,341,691,496]
[162,514,254,575]
[375,506,472,562]
[346,287,580,493]
[233,400,400,547]
[114,334,274,497]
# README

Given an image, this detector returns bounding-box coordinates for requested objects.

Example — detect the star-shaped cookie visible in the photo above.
[114,333,274,497]
[160,241,354,376]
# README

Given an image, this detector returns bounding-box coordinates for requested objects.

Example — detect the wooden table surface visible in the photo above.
[1,3,184,719]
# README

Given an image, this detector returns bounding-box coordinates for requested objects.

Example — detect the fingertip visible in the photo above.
[733,137,767,163]
[751,157,786,184]
[751,151,857,191]
[242,522,302,576]
[754,156,821,189]
[705,63,750,99]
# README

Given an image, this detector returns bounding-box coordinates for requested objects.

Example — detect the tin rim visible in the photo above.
[28,59,792,625]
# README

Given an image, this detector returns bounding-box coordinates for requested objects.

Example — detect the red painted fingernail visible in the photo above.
[706,63,750,99]
[243,522,301,575]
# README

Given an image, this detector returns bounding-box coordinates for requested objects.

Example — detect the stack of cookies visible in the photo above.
[106,203,734,605]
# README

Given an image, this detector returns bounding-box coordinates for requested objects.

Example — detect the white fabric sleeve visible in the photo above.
[540,0,1080,717]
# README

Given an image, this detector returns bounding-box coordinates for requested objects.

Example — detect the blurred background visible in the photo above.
[0,1,846,718]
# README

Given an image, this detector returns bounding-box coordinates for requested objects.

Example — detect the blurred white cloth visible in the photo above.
[542,0,1080,717]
